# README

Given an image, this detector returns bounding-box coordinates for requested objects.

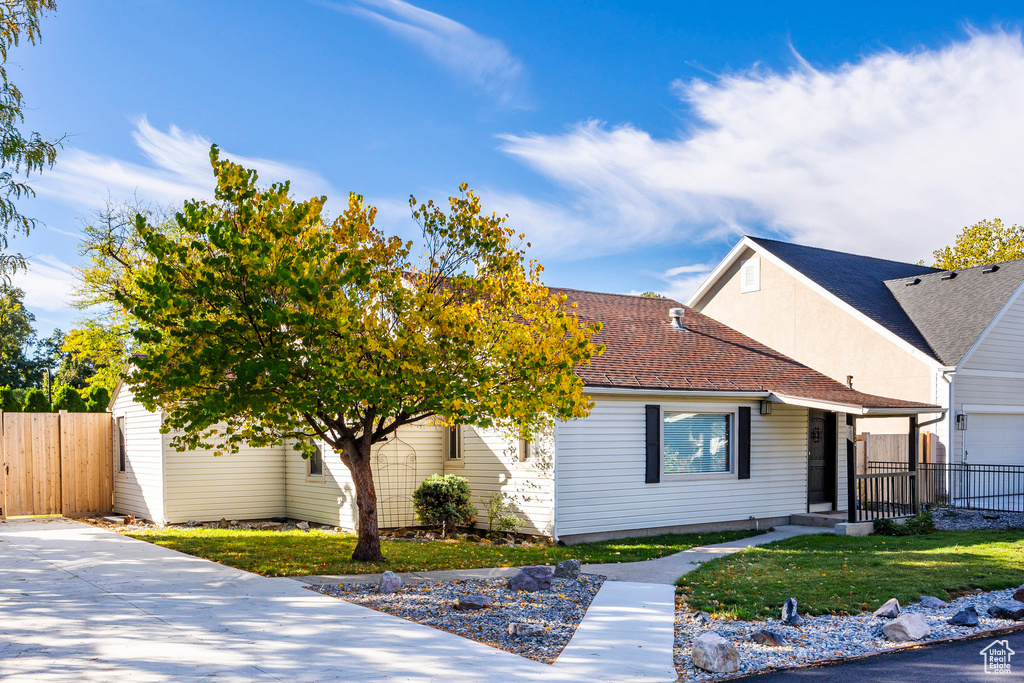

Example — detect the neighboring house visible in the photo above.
[688,237,1024,468]
[110,289,936,542]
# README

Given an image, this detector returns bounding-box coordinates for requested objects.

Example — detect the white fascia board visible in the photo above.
[770,391,944,417]
[685,237,755,308]
[861,407,948,417]
[687,236,943,371]
[584,386,769,399]
[955,368,1024,380]
[956,278,1024,371]
[962,404,1024,415]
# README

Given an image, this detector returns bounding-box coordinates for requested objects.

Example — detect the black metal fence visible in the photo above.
[866,462,1024,514]
[853,470,916,521]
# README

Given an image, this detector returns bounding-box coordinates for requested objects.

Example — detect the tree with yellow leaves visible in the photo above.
[931,218,1024,269]
[118,149,603,562]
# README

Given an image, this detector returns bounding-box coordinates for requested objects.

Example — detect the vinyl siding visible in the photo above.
[449,426,554,537]
[554,395,810,537]
[111,383,165,523]
[284,424,444,530]
[163,436,287,523]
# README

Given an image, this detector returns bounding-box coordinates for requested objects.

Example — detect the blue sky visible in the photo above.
[11,1,1024,335]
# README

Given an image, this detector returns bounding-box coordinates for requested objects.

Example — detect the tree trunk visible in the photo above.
[349,441,384,562]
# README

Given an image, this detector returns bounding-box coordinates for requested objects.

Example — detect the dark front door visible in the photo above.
[808,410,836,506]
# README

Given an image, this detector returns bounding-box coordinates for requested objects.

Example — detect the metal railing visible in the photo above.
[867,462,1024,513]
[853,470,916,521]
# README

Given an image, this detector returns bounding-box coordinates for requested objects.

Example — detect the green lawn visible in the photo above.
[121,527,762,576]
[677,530,1024,621]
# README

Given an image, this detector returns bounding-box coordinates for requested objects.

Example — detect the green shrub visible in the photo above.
[412,474,477,537]
[484,491,523,536]
[52,385,87,412]
[22,388,50,413]
[84,386,111,413]
[874,510,936,536]
[0,386,19,412]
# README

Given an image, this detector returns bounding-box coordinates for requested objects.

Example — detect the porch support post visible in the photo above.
[847,414,857,523]
[909,415,919,513]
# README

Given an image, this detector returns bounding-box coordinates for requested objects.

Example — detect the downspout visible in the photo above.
[551,420,560,544]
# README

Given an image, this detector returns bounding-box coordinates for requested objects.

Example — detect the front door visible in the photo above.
[807,410,836,507]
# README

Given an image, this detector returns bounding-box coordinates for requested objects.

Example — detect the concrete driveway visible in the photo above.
[0,518,674,683]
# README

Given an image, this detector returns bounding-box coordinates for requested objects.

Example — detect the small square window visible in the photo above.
[447,426,462,460]
[518,438,531,462]
[308,442,324,477]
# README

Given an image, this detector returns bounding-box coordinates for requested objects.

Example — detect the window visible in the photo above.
[663,412,731,474]
[518,438,531,462]
[116,416,126,473]
[308,441,324,477]
[447,426,462,460]
[740,257,760,293]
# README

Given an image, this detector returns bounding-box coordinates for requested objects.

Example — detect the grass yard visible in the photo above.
[121,527,762,576]
[678,529,1024,621]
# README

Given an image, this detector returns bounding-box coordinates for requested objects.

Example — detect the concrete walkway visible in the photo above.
[582,524,833,584]
[0,518,676,682]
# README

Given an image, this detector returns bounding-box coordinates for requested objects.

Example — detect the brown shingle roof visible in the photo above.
[559,288,936,412]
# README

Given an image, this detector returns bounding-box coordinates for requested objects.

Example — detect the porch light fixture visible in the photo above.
[955,413,968,431]
[759,400,772,415]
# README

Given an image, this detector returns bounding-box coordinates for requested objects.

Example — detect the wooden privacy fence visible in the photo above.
[0,411,113,519]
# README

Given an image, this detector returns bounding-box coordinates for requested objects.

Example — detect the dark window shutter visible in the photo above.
[737,406,751,479]
[645,405,660,483]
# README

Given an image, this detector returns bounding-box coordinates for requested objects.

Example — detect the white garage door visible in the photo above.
[966,412,1024,466]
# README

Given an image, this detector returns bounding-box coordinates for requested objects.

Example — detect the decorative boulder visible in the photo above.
[688,611,712,626]
[781,598,803,626]
[883,613,931,642]
[948,606,979,626]
[217,518,229,529]
[554,559,581,579]
[455,594,493,611]
[296,521,310,530]
[508,566,554,592]
[257,521,283,531]
[1013,587,1024,602]
[377,571,402,594]
[988,601,1024,620]
[124,515,137,525]
[750,630,786,647]
[507,622,545,638]
[691,633,741,674]
[873,598,901,618]
[919,596,948,609]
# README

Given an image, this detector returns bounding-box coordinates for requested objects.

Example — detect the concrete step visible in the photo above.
[790,512,847,528]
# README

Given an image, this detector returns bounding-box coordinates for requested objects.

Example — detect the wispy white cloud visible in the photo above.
[323,0,528,108]
[11,254,76,314]
[35,117,335,211]
[497,31,1024,263]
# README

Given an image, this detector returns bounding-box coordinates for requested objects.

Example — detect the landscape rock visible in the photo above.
[920,596,948,609]
[554,559,581,579]
[123,515,136,525]
[377,571,402,594]
[691,632,741,673]
[218,518,229,529]
[982,512,1001,520]
[257,521,283,531]
[948,606,980,626]
[781,598,803,626]
[883,613,931,642]
[750,630,786,647]
[508,566,554,592]
[296,521,310,530]
[455,594,493,611]
[507,622,545,638]
[688,611,712,626]
[987,600,1024,620]
[1012,587,1024,602]
[873,598,901,618]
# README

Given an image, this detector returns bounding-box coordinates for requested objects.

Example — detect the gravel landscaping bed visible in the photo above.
[933,508,1024,531]
[675,587,1024,680]
[311,574,604,663]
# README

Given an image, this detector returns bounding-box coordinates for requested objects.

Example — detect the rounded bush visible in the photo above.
[84,386,111,413]
[22,388,51,413]
[0,386,19,412]
[412,474,477,537]
[52,385,87,412]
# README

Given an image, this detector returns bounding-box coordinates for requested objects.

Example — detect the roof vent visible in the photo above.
[906,277,921,286]
[941,271,957,280]
[669,307,687,330]
[983,264,1000,274]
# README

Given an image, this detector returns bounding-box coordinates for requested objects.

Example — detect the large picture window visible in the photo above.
[663,412,731,474]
